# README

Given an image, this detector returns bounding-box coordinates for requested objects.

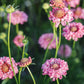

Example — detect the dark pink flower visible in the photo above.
[62,22,84,41]
[0,56,18,80]
[49,7,74,28]
[42,58,69,81]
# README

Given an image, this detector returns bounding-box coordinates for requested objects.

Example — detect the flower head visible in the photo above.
[13,35,24,47]
[42,58,69,81]
[58,44,72,58]
[7,10,28,25]
[49,7,74,28]
[0,33,6,39]
[63,0,80,8]
[72,7,84,19]
[62,22,84,41]
[50,0,65,8]
[42,3,50,10]
[18,57,32,67]
[0,56,18,80]
[38,33,58,50]
[3,23,8,29]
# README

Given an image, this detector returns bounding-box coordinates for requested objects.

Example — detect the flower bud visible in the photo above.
[42,3,49,10]
[0,33,6,39]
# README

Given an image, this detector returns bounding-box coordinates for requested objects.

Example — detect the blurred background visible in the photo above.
[0,0,84,84]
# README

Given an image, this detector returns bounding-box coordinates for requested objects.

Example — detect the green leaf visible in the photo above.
[1,78,9,84]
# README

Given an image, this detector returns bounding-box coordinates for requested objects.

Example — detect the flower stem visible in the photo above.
[22,45,25,58]
[73,41,75,49]
[18,45,25,84]
[56,79,59,84]
[8,13,18,84]
[59,24,61,47]
[16,24,19,34]
[2,39,8,46]
[26,66,36,84]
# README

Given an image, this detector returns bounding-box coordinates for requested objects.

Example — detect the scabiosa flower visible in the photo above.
[50,0,65,8]
[62,22,84,41]
[13,35,24,47]
[63,0,80,8]
[42,58,69,81]
[7,10,28,25]
[0,56,18,80]
[18,57,32,67]
[49,7,73,28]
[38,33,58,50]
[72,7,84,19]
[58,44,72,58]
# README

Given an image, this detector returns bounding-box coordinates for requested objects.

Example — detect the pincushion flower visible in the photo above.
[7,10,28,25]
[18,57,32,67]
[0,56,18,80]
[58,44,72,58]
[49,7,74,28]
[42,58,69,81]
[38,33,58,50]
[50,0,65,8]
[72,7,84,19]
[62,22,84,41]
[13,35,24,47]
[63,0,80,8]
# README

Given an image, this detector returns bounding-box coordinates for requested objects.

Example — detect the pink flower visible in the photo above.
[38,33,58,50]
[7,10,28,25]
[49,7,74,28]
[0,56,18,80]
[58,44,72,58]
[72,7,84,19]
[62,22,84,41]
[63,0,80,8]
[13,35,24,47]
[18,57,32,67]
[50,0,65,8]
[41,58,69,81]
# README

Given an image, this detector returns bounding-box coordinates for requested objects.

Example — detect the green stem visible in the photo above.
[2,39,8,46]
[8,13,18,84]
[22,45,25,58]
[26,66,36,84]
[16,24,19,34]
[59,24,61,47]
[73,41,75,49]
[18,45,25,84]
[56,79,59,84]
[68,5,71,10]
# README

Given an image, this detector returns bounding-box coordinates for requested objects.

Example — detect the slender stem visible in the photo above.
[56,79,59,84]
[26,66,36,84]
[42,36,55,63]
[18,68,22,84]
[18,45,25,84]
[2,39,8,46]
[68,5,71,10]
[22,45,25,58]
[59,24,61,47]
[8,13,18,84]
[16,24,19,34]
[73,41,75,49]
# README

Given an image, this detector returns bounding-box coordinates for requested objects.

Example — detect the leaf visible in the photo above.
[1,78,9,84]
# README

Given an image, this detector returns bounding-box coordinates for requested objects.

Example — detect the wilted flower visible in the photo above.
[42,58,69,81]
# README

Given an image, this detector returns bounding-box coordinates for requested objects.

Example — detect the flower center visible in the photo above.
[21,58,28,63]
[51,63,60,70]
[18,38,23,43]
[75,9,81,16]
[70,26,78,32]
[54,9,65,18]
[66,0,72,2]
[54,0,63,4]
[2,63,9,73]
